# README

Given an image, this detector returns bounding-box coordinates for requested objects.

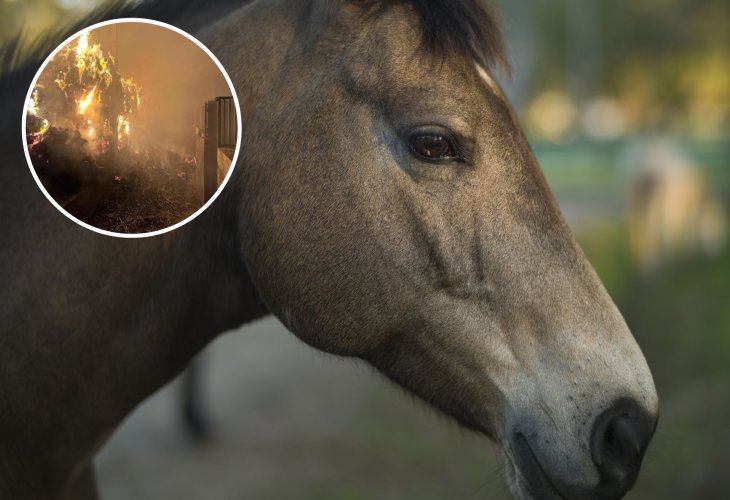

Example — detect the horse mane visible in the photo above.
[366,0,509,73]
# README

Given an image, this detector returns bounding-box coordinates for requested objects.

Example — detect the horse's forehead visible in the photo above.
[339,5,478,95]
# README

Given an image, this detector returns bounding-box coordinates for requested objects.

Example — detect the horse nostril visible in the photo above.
[590,398,656,498]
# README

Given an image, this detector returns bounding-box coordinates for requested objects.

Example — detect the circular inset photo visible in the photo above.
[23,19,241,237]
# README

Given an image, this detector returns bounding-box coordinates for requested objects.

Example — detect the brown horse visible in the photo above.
[0,1,658,499]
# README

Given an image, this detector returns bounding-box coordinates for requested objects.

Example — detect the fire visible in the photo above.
[73,31,111,84]
[76,31,89,58]
[117,115,131,143]
[38,119,50,136]
[72,31,112,86]
[26,89,39,116]
[27,29,142,156]
[25,89,49,143]
[75,32,89,79]
[77,86,96,114]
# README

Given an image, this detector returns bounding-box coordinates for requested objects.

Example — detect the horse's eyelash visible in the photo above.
[451,137,473,164]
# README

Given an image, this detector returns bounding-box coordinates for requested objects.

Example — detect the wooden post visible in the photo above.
[195,100,219,205]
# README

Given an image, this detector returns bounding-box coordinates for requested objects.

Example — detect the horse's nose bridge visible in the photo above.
[489,231,658,413]
[489,240,609,330]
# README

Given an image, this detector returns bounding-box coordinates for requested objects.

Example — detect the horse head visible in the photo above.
[209,1,658,498]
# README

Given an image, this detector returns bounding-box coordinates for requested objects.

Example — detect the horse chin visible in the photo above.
[504,457,536,500]
[503,445,566,500]
[505,457,565,500]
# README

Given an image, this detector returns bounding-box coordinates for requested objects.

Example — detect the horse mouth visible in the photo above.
[511,433,567,500]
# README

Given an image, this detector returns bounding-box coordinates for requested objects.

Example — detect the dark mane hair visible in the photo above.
[367,0,509,72]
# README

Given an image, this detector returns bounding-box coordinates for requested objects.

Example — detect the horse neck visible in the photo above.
[176,0,309,336]
[156,0,309,340]
[167,196,267,346]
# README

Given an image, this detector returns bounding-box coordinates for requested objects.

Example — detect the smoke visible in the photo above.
[89,22,231,154]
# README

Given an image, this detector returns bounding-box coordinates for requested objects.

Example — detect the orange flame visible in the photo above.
[117,115,131,143]
[26,89,39,116]
[77,86,96,114]
[29,30,142,154]
[76,31,89,58]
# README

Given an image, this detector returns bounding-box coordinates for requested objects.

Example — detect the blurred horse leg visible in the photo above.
[180,356,210,440]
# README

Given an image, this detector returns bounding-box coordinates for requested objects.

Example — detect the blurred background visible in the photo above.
[2,0,729,498]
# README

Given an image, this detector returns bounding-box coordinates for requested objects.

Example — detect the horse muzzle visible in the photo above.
[507,397,657,500]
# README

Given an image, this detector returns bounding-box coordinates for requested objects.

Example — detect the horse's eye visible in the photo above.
[409,133,457,161]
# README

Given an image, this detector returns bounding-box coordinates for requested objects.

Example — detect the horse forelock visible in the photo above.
[356,0,509,74]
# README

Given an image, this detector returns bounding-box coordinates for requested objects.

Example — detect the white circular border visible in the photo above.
[21,18,242,239]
